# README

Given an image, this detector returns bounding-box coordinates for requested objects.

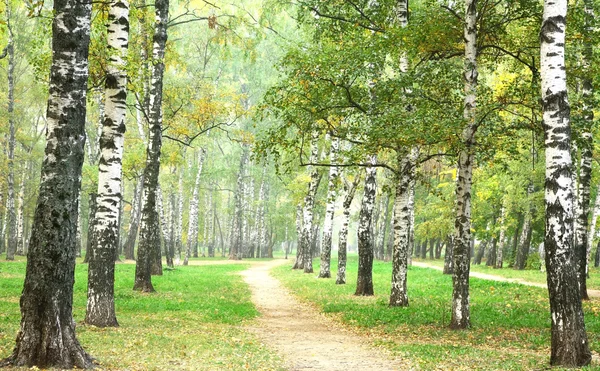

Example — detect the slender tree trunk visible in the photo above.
[336,170,361,284]
[123,175,143,260]
[514,184,533,270]
[230,146,248,260]
[302,133,322,273]
[174,169,184,265]
[0,192,5,255]
[390,150,416,306]
[588,186,600,267]
[574,0,594,300]
[83,193,97,263]
[495,204,506,268]
[443,235,454,274]
[1,0,94,365]
[355,155,377,296]
[165,191,175,268]
[134,0,169,292]
[293,203,303,269]
[319,136,339,278]
[86,0,129,327]
[540,0,591,364]
[450,0,477,330]
[5,6,16,261]
[185,149,206,265]
[15,169,27,256]
[473,240,487,265]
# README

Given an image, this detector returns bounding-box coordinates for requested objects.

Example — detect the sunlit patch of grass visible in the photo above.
[273,256,600,370]
[0,260,284,370]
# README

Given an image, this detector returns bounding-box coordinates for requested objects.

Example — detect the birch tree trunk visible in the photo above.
[407,181,415,265]
[134,0,169,292]
[175,169,184,264]
[123,175,143,260]
[2,0,94,365]
[0,192,4,255]
[301,133,321,273]
[495,204,506,268]
[451,0,477,329]
[540,0,591,364]
[390,150,417,306]
[318,136,340,278]
[588,186,600,267]
[514,183,533,270]
[355,155,378,296]
[86,0,129,327]
[230,146,248,260]
[293,203,303,269]
[5,3,16,261]
[15,169,27,256]
[574,0,594,300]
[184,149,205,265]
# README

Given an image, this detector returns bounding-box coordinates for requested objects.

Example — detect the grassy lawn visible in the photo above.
[272,256,600,370]
[0,259,284,371]
[414,257,600,290]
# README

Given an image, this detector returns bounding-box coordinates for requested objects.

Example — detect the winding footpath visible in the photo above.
[241,259,409,371]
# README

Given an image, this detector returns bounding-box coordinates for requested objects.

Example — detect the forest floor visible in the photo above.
[412,261,600,298]
[240,259,411,371]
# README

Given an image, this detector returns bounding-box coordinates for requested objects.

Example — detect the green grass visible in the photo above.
[415,258,600,290]
[272,256,600,370]
[0,260,284,370]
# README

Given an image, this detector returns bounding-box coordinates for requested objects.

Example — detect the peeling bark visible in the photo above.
[134,0,169,292]
[1,0,94,366]
[540,0,591,364]
[355,155,377,296]
[450,0,477,330]
[301,132,322,273]
[86,0,129,327]
[319,135,340,278]
[390,149,417,306]
[336,170,361,284]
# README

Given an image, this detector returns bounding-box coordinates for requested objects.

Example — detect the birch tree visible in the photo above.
[86,0,130,327]
[540,0,590,364]
[4,0,16,261]
[185,148,206,265]
[299,132,321,273]
[450,0,477,329]
[573,0,594,301]
[390,149,418,306]
[134,0,169,292]
[1,0,94,366]
[355,155,377,296]
[336,170,361,284]
[318,135,339,278]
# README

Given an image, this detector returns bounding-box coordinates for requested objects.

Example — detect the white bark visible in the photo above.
[86,0,129,327]
[540,0,591,364]
[301,132,321,273]
[175,169,184,263]
[185,149,206,265]
[15,169,26,255]
[390,148,418,306]
[451,0,477,329]
[319,135,340,278]
[355,155,378,296]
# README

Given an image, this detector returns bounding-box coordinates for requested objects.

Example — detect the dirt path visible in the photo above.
[241,259,409,371]
[412,262,600,298]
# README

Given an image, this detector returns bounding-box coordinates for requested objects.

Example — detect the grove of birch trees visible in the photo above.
[0,0,598,368]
